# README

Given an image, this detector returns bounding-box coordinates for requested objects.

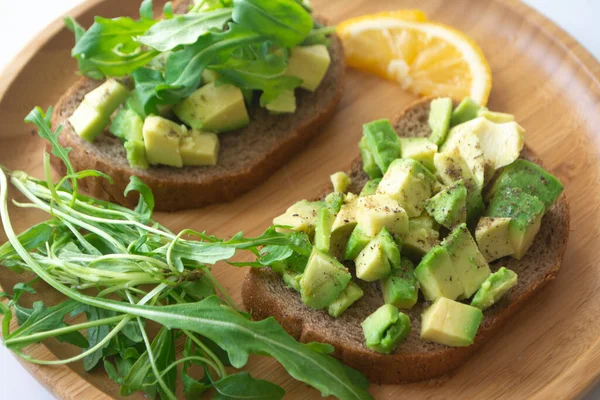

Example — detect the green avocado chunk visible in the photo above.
[475,217,514,262]
[399,137,438,172]
[359,179,381,197]
[450,97,481,127]
[283,270,302,292]
[330,171,351,193]
[361,119,402,176]
[378,227,402,269]
[266,90,297,114]
[124,140,149,170]
[486,159,564,210]
[328,282,364,318]
[382,258,418,309]
[478,108,515,123]
[344,225,372,261]
[442,223,491,298]
[486,187,545,259]
[325,192,344,214]
[359,136,383,180]
[142,115,186,167]
[414,245,464,301]
[314,207,335,253]
[421,297,482,347]
[428,97,453,145]
[285,44,331,92]
[402,214,440,260]
[425,180,467,229]
[355,232,393,282]
[273,200,324,236]
[471,267,518,310]
[299,248,351,309]
[361,304,411,354]
[110,108,144,142]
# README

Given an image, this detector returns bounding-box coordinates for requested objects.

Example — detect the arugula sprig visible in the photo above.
[0,108,373,400]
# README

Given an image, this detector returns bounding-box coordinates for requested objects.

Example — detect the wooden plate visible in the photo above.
[1,0,599,398]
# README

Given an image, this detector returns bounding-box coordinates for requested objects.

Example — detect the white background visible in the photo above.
[0,0,599,399]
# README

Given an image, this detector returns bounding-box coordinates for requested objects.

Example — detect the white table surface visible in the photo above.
[0,0,598,399]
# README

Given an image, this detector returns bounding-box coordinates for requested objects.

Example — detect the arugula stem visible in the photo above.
[150,356,217,384]
[202,268,240,313]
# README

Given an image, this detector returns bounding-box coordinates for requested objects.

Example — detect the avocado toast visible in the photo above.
[51,0,345,211]
[242,98,570,383]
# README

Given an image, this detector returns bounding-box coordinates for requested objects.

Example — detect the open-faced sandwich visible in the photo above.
[242,97,570,383]
[52,0,344,210]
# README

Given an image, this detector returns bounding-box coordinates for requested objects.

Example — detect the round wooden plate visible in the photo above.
[1,0,599,398]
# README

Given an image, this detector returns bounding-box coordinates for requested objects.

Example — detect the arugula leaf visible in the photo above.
[232,0,313,47]
[212,372,285,400]
[139,0,154,20]
[0,223,52,261]
[64,17,104,80]
[182,372,211,399]
[82,306,115,371]
[163,2,174,18]
[131,67,166,115]
[124,176,155,218]
[136,8,233,52]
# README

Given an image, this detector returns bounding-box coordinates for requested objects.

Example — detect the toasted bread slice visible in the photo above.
[241,98,570,383]
[50,0,345,211]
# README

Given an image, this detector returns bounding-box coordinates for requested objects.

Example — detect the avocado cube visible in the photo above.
[425,180,467,229]
[440,119,487,189]
[487,187,545,259]
[382,258,418,309]
[83,79,130,117]
[344,225,372,261]
[180,130,220,166]
[124,140,149,170]
[442,223,491,298]
[475,119,525,173]
[356,194,409,237]
[285,45,331,92]
[110,108,144,142]
[299,248,351,309]
[475,217,515,262]
[414,245,464,301]
[361,304,411,354]
[421,297,483,347]
[142,115,186,167]
[330,196,359,258]
[314,207,335,253]
[361,119,402,176]
[359,179,381,197]
[428,97,453,146]
[378,228,402,268]
[471,267,518,310]
[478,109,515,124]
[173,82,249,133]
[324,192,344,214]
[201,69,220,85]
[266,90,297,114]
[359,136,383,179]
[283,271,302,292]
[485,159,564,210]
[377,158,436,217]
[400,137,438,172]
[330,171,351,193]
[450,97,480,127]
[273,200,324,236]
[402,214,440,260]
[328,282,364,318]
[68,101,109,142]
[355,236,391,282]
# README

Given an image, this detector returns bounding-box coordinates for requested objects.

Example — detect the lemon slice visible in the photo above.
[337,11,492,105]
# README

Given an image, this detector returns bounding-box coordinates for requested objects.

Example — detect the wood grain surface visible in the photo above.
[0,0,599,399]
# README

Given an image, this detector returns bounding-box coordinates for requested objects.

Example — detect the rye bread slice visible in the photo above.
[241,98,571,383]
[50,0,345,211]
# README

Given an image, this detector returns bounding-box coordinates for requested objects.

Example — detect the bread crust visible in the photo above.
[50,1,345,211]
[241,98,570,383]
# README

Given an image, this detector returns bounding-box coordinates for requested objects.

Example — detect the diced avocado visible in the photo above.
[376,158,436,217]
[478,108,515,123]
[180,130,219,166]
[330,171,351,193]
[273,200,324,236]
[434,149,485,223]
[421,297,482,347]
[399,137,438,172]
[382,258,418,309]
[356,194,409,237]
[124,140,149,170]
[266,90,296,114]
[414,245,464,301]
[355,234,392,282]
[83,79,130,116]
[68,102,109,142]
[471,267,518,310]
[359,136,382,179]
[201,69,220,85]
[283,270,302,292]
[359,179,381,197]
[285,45,331,91]
[330,196,360,256]
[361,304,411,354]
[344,225,372,261]
[110,108,144,142]
[441,118,487,188]
[442,223,491,298]
[425,180,467,229]
[324,192,344,214]
[428,97,453,145]
[328,282,364,318]
[173,82,249,132]
[474,118,524,173]
[299,248,351,309]
[475,217,514,262]
[378,227,401,268]
[142,115,186,167]
[314,207,335,253]
[403,214,440,260]
[485,159,564,210]
[361,119,402,176]
[450,97,480,127]
[487,187,545,259]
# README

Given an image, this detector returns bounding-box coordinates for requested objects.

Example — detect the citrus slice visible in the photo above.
[337,11,492,105]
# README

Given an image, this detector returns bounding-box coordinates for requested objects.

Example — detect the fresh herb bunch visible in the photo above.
[65,0,334,115]
[0,107,373,400]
